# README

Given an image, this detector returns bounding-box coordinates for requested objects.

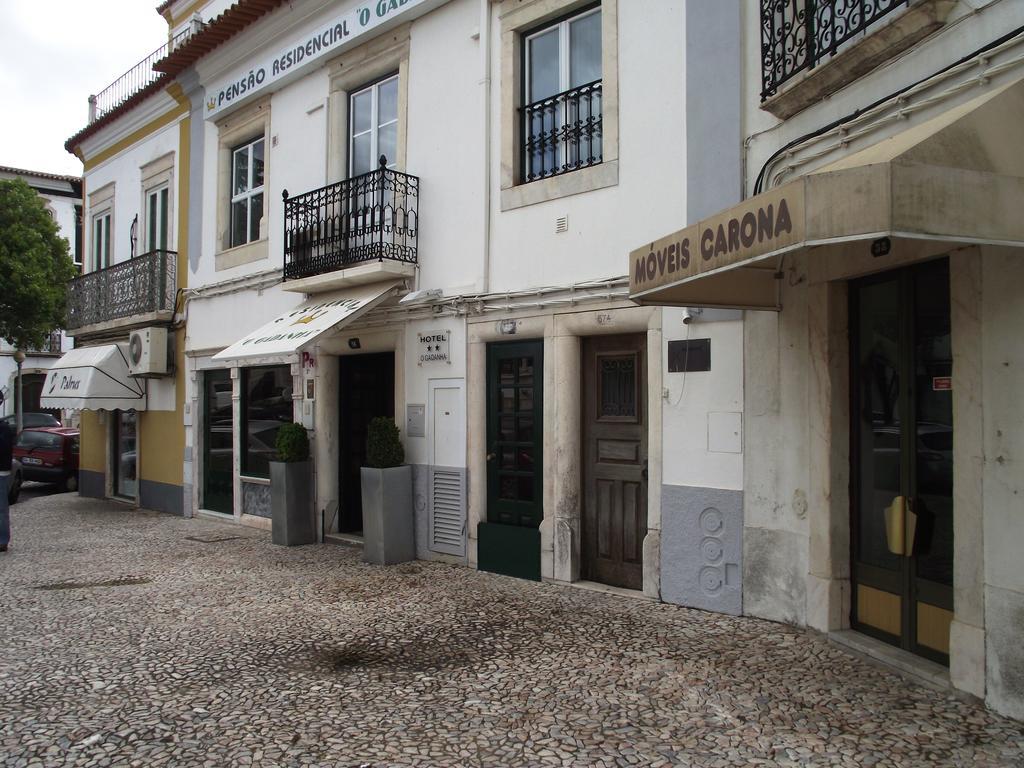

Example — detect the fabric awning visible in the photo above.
[212,281,401,362]
[629,77,1024,310]
[39,344,146,411]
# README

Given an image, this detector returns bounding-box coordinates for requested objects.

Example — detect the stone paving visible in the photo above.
[1,495,1022,768]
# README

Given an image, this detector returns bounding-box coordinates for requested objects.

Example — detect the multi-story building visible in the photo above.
[0,166,80,424]
[142,0,746,609]
[630,0,1024,719]
[49,24,199,513]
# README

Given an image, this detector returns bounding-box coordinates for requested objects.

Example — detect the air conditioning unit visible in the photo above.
[128,327,168,377]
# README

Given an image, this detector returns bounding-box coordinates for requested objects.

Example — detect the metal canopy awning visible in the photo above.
[629,77,1024,310]
[39,344,146,412]
[212,280,401,362]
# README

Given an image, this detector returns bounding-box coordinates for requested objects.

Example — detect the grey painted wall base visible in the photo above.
[242,481,271,518]
[661,485,743,616]
[182,483,193,518]
[140,479,184,517]
[79,470,105,500]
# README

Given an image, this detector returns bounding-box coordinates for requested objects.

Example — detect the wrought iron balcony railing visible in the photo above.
[282,158,419,281]
[521,79,602,183]
[89,25,201,123]
[760,0,908,100]
[66,249,177,332]
[27,332,63,355]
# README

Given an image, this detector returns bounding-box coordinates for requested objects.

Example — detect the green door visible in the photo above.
[850,257,954,664]
[478,340,544,580]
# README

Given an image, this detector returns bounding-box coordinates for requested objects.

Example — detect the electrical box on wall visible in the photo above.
[407,404,426,437]
[128,327,169,377]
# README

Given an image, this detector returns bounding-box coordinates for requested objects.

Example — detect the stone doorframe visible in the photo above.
[805,244,986,698]
[467,302,664,598]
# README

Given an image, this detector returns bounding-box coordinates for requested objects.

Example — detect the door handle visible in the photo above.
[904,497,917,557]
[884,495,905,555]
[486,452,496,462]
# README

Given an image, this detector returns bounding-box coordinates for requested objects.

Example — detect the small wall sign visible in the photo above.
[932,376,952,391]
[418,330,450,365]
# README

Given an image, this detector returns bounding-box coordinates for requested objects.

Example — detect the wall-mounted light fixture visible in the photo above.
[348,338,361,350]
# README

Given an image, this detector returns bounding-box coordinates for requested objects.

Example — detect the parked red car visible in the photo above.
[12,427,80,492]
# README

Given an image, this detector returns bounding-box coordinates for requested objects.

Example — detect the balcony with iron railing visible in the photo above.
[88,24,201,124]
[27,332,64,356]
[65,249,177,335]
[521,79,603,184]
[759,1,950,118]
[282,157,419,293]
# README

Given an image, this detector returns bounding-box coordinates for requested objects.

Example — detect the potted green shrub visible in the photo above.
[269,422,315,546]
[361,416,414,564]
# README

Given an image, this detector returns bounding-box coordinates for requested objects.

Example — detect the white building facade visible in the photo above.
[0,167,80,424]
[630,0,1024,720]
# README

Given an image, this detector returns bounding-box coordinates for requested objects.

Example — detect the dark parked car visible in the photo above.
[13,428,79,492]
[1,413,61,431]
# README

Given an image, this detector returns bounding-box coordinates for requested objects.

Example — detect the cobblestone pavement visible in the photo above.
[1,496,1022,768]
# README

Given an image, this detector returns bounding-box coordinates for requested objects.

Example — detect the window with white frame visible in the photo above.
[230,137,265,248]
[522,5,602,183]
[92,211,111,271]
[145,185,169,253]
[349,75,398,176]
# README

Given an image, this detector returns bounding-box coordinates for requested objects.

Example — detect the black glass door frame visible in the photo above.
[849,257,954,665]
[202,368,234,515]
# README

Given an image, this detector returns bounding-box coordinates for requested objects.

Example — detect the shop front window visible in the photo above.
[241,365,293,478]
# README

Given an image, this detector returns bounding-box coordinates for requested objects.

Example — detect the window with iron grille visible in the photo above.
[760,0,909,100]
[521,5,602,183]
[230,137,265,248]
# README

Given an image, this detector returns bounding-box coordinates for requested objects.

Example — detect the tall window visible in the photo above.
[522,6,602,183]
[92,212,111,270]
[240,365,293,478]
[73,204,83,267]
[145,185,169,252]
[349,75,398,176]
[230,137,265,248]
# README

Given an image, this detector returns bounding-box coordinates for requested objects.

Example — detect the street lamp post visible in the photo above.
[13,350,25,434]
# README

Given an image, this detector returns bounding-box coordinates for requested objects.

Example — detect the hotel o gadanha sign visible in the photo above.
[630,182,805,294]
[206,0,429,119]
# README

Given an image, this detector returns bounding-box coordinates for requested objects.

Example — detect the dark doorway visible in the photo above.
[582,334,647,590]
[479,340,544,581]
[19,373,61,422]
[203,369,233,515]
[850,257,954,665]
[338,351,395,534]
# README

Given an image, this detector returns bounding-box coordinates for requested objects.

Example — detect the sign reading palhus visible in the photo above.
[206,0,430,119]
[630,181,805,295]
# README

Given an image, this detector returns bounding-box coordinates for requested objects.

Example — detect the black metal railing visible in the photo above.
[66,249,177,331]
[760,0,908,99]
[90,26,201,122]
[521,79,602,183]
[283,157,419,281]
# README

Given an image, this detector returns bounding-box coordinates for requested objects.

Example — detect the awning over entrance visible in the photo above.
[39,344,146,411]
[212,281,401,362]
[629,77,1024,310]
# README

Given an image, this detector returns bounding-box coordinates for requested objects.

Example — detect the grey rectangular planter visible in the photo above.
[361,465,414,565]
[269,460,315,546]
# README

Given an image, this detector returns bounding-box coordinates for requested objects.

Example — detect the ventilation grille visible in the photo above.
[555,215,569,234]
[430,468,465,556]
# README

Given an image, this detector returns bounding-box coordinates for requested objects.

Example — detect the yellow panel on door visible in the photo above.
[857,585,901,637]
[917,603,953,655]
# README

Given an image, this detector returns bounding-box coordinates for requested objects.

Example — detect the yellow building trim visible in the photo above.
[78,411,106,473]
[81,88,190,172]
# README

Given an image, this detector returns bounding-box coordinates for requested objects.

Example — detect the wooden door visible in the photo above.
[582,334,647,590]
[338,352,395,533]
[850,258,954,664]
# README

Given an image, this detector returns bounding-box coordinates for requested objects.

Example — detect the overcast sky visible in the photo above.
[0,2,169,176]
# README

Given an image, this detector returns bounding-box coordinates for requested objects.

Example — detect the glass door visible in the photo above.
[850,258,954,664]
[203,370,233,514]
[113,410,138,500]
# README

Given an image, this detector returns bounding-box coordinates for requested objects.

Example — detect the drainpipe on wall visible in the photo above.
[479,0,492,294]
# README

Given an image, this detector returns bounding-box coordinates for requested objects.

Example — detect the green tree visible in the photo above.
[0,178,76,349]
